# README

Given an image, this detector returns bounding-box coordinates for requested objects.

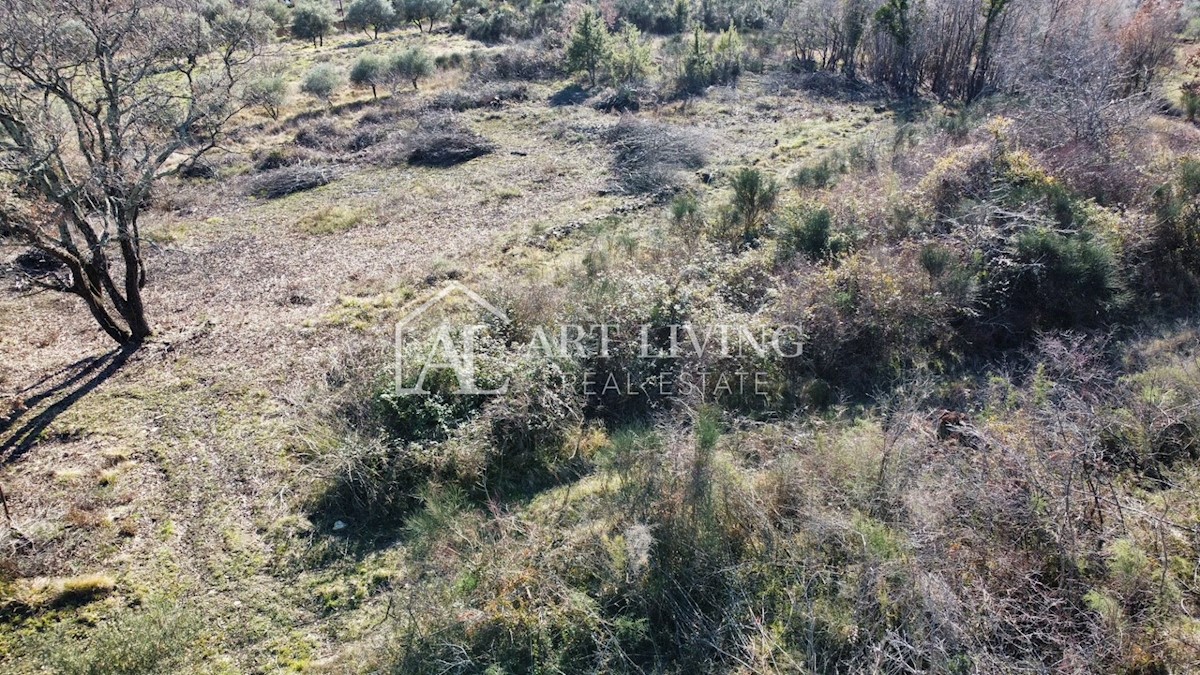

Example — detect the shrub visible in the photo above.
[725,167,779,249]
[976,227,1121,339]
[777,251,955,389]
[605,116,707,195]
[243,74,287,120]
[1132,160,1200,310]
[247,164,338,198]
[1184,81,1200,122]
[291,1,334,47]
[918,142,997,215]
[434,51,465,70]
[791,152,848,189]
[918,243,953,277]
[461,4,529,44]
[293,119,346,150]
[473,45,561,81]
[301,64,343,104]
[776,204,847,262]
[677,27,714,95]
[254,0,290,29]
[591,84,643,112]
[669,191,704,240]
[712,21,744,82]
[252,146,317,172]
[400,115,495,167]
[429,82,528,111]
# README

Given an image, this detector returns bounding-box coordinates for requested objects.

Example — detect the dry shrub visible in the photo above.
[246,164,339,199]
[372,114,495,168]
[604,115,707,195]
[591,85,643,113]
[429,82,528,111]
[917,141,998,216]
[774,249,957,393]
[292,118,348,151]
[252,146,319,173]
[473,45,561,81]
[177,158,217,180]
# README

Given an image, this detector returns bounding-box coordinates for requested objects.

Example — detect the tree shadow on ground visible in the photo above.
[549,84,590,107]
[0,345,136,465]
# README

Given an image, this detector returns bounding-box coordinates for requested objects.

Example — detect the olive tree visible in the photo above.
[0,0,270,345]
[388,48,433,91]
[350,54,386,98]
[397,0,450,33]
[291,1,334,47]
[346,0,395,40]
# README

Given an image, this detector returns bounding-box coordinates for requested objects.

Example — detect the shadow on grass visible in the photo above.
[0,345,136,465]
[303,435,594,563]
[549,84,590,107]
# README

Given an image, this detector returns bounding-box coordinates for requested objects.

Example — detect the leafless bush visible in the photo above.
[292,119,349,151]
[997,0,1177,168]
[604,115,708,195]
[347,126,391,152]
[252,146,320,173]
[429,82,528,111]
[177,158,218,180]
[392,115,496,168]
[246,164,339,199]
[473,44,561,81]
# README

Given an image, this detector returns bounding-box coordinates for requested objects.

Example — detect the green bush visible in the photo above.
[608,23,652,85]
[669,191,704,240]
[776,204,848,262]
[919,243,953,278]
[977,228,1121,339]
[677,27,714,95]
[1183,81,1200,122]
[254,0,290,29]
[720,167,778,250]
[791,152,848,189]
[1135,159,1200,310]
[566,10,611,86]
[301,63,342,104]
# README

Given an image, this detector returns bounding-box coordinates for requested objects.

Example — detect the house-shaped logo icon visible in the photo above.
[394,281,510,396]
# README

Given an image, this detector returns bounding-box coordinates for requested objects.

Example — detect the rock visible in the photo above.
[332,520,347,531]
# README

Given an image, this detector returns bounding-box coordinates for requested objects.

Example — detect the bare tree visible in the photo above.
[0,0,269,345]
